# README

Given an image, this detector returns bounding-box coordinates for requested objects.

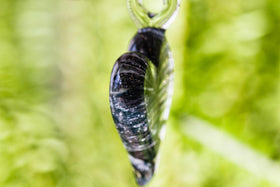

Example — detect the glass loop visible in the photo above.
[127,0,180,29]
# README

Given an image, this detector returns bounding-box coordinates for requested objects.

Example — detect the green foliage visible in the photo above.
[183,0,280,158]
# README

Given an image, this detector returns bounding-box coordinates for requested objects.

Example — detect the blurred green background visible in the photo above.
[0,0,280,186]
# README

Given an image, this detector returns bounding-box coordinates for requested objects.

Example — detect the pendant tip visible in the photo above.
[129,156,156,186]
[133,162,155,186]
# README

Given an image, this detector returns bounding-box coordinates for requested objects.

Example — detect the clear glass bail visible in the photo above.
[127,0,180,29]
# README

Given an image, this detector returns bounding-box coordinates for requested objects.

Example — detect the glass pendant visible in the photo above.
[109,0,180,185]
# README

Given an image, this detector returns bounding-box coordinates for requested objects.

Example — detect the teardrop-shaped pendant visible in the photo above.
[109,28,173,185]
[109,0,179,185]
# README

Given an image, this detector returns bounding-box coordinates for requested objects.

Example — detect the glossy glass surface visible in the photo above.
[109,28,173,185]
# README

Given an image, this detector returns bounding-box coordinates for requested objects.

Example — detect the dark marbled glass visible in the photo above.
[109,27,173,186]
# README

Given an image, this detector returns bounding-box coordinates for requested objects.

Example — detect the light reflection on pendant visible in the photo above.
[109,27,174,186]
